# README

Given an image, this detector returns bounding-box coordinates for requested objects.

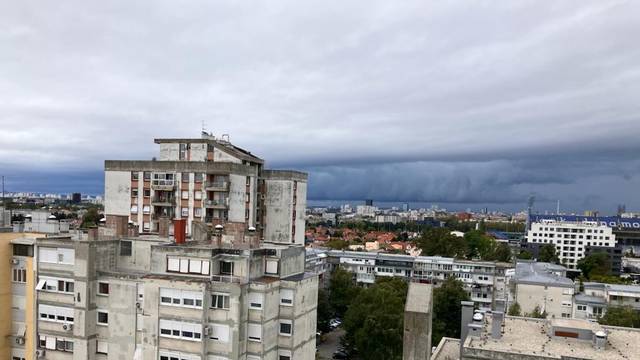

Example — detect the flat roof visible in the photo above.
[405,283,432,313]
[464,315,640,359]
[432,337,460,360]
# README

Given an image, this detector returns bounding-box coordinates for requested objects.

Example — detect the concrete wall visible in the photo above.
[1,234,16,359]
[213,148,242,163]
[190,143,207,162]
[228,174,248,223]
[516,283,573,319]
[105,171,131,216]
[294,182,307,246]
[263,180,293,245]
[159,143,180,161]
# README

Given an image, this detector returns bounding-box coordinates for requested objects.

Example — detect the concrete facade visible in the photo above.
[511,261,574,319]
[402,283,432,360]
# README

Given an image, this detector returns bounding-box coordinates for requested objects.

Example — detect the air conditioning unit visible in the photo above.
[15,336,25,345]
[36,349,46,358]
[203,325,210,336]
[136,302,142,309]
[62,323,73,331]
[11,258,19,265]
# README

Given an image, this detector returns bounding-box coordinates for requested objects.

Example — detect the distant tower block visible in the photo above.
[403,283,433,360]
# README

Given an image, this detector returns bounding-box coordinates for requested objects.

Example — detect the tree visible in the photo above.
[538,244,559,263]
[492,243,512,262]
[416,228,468,258]
[507,302,521,316]
[577,252,611,279]
[343,278,407,360]
[432,277,471,346]
[317,289,333,333]
[598,306,640,328]
[517,250,533,260]
[527,305,547,319]
[326,239,349,250]
[80,207,101,228]
[328,267,360,318]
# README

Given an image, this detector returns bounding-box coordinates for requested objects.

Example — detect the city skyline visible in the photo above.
[2,1,640,213]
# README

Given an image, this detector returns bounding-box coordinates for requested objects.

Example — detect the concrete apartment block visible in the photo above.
[104,133,307,246]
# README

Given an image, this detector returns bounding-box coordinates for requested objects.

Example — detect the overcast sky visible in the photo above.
[1,1,639,213]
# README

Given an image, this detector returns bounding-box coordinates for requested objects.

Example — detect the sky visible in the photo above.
[1,1,640,213]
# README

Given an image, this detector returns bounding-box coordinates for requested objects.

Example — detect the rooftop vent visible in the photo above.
[594,330,607,350]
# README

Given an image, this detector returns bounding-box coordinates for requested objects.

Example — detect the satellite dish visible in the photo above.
[248,226,256,232]
[215,224,224,230]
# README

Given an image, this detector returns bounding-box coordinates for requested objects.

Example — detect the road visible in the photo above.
[317,328,345,360]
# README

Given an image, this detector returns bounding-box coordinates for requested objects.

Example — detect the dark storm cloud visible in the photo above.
[1,1,639,212]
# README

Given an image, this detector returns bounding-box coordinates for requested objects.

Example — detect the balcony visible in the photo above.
[211,274,244,284]
[205,181,230,192]
[205,199,229,209]
[151,196,175,207]
[151,179,175,191]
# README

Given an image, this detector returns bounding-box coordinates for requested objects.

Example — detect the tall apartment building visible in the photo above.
[320,250,510,311]
[10,134,317,360]
[526,219,617,270]
[105,133,306,245]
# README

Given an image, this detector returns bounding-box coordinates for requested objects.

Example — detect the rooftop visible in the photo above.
[431,337,460,360]
[464,315,640,359]
[515,260,573,287]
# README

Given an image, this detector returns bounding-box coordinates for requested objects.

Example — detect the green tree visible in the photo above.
[507,302,521,316]
[343,278,408,360]
[527,305,547,319]
[317,289,333,333]
[416,228,468,258]
[328,267,360,318]
[577,252,611,279]
[432,277,471,345]
[326,239,349,250]
[80,207,101,228]
[492,243,512,262]
[517,250,533,260]
[598,306,640,328]
[538,244,559,263]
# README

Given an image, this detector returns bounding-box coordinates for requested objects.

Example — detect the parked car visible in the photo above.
[329,318,342,329]
[332,350,348,359]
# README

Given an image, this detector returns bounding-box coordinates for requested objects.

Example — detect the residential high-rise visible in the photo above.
[104,133,306,245]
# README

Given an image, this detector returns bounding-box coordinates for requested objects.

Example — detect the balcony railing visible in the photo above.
[205,181,230,192]
[151,196,175,206]
[204,199,229,209]
[211,274,244,284]
[151,179,175,190]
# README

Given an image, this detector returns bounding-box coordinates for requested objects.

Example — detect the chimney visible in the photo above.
[158,217,170,238]
[87,227,98,241]
[460,301,475,355]
[594,330,607,350]
[491,311,504,339]
[173,219,186,244]
[495,299,506,313]
[106,215,128,237]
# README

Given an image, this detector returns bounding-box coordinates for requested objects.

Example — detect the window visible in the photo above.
[39,247,74,265]
[132,188,138,197]
[182,191,189,200]
[280,289,294,306]
[160,350,201,360]
[98,282,109,296]
[266,260,279,274]
[167,257,210,275]
[279,350,292,360]
[96,340,108,354]
[132,172,139,180]
[12,268,27,283]
[209,324,230,342]
[160,288,203,308]
[577,305,587,311]
[248,323,261,342]
[194,173,203,182]
[131,205,138,214]
[40,335,73,352]
[181,172,190,182]
[159,320,202,341]
[143,222,150,231]
[143,205,150,214]
[195,191,202,200]
[182,207,189,217]
[97,311,109,326]
[13,244,33,257]
[279,320,292,336]
[220,261,234,275]
[120,240,132,256]
[38,304,74,323]
[194,208,202,217]
[248,292,263,310]
[211,293,230,310]
[143,171,151,181]
[36,277,74,293]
